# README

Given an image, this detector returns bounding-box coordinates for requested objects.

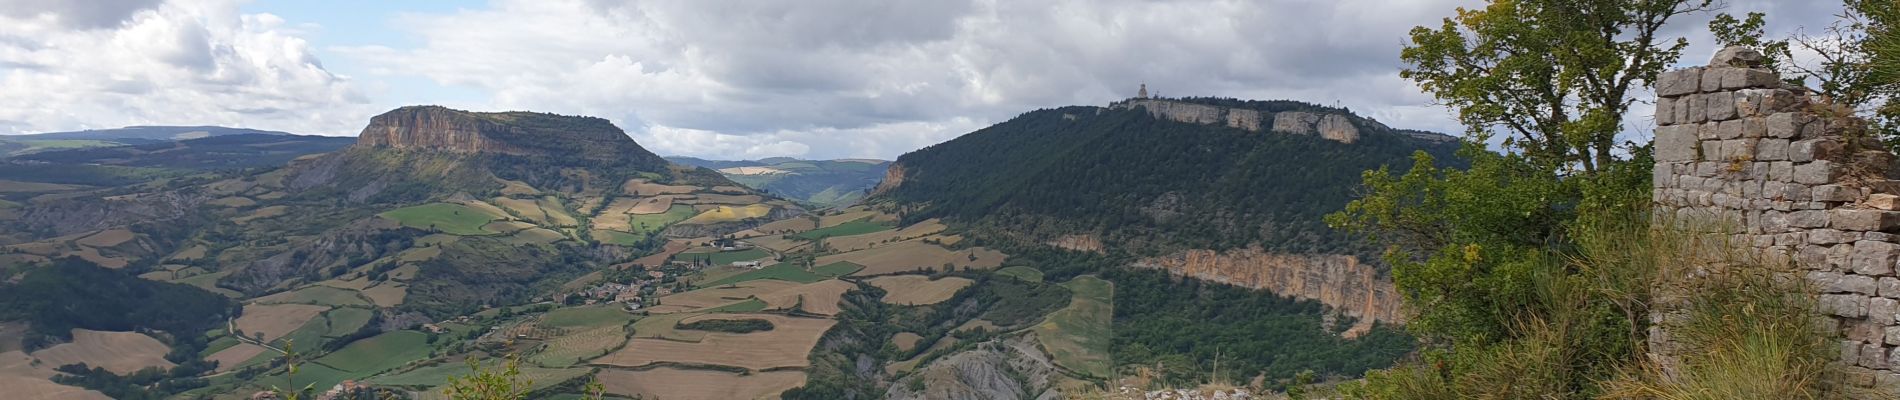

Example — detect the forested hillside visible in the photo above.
[876,103,1459,256]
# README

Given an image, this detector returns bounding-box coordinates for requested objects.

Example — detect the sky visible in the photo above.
[0,0,1850,160]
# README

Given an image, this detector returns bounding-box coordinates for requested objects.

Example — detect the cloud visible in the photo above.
[0,0,369,136]
[0,0,1855,160]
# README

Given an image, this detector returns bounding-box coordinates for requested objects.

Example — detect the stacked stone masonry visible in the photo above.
[1650,46,1900,392]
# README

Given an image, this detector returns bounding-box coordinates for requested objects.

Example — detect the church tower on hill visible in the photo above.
[1137,83,1148,99]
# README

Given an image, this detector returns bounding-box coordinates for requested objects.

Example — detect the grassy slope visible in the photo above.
[1035,275,1113,378]
[380,203,500,235]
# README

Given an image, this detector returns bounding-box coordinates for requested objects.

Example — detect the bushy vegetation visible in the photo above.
[0,257,239,347]
[677,318,774,333]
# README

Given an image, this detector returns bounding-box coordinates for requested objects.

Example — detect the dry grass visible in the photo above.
[591,198,642,231]
[623,179,697,196]
[742,235,810,254]
[495,178,538,196]
[866,275,973,305]
[167,244,207,261]
[536,197,578,226]
[628,195,678,214]
[677,193,765,205]
[231,205,287,224]
[819,210,884,227]
[892,332,923,352]
[70,247,127,269]
[30,329,175,375]
[759,279,856,315]
[481,220,536,234]
[205,343,269,372]
[646,279,801,314]
[824,219,946,252]
[530,324,628,367]
[234,303,329,342]
[493,197,548,223]
[594,314,836,371]
[736,216,818,238]
[0,179,85,193]
[362,282,408,307]
[630,312,706,342]
[74,229,134,248]
[817,240,1007,276]
[679,204,774,225]
[596,367,806,400]
[505,228,564,244]
[628,239,692,267]
[206,196,257,208]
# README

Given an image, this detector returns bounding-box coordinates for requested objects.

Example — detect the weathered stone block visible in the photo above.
[1742,116,1766,138]
[1657,68,1702,97]
[1838,210,1900,234]
[1817,185,1861,202]
[1854,240,1900,275]
[1655,97,1676,125]
[1653,124,1699,162]
[1786,209,1831,228]
[1848,340,1866,365]
[1755,138,1789,161]
[1848,274,1880,295]
[1873,297,1898,325]
[1711,46,1766,67]
[1825,294,1870,317]
[1882,277,1900,297]
[1767,161,1794,181]
[1716,119,1744,139]
[1871,194,1900,211]
[1795,160,1839,184]
[1687,93,1708,123]
[1718,139,1754,160]
[1815,229,1860,244]
[1707,92,1738,121]
[1702,68,1728,93]
[1700,141,1723,162]
[1790,139,1840,162]
[1767,112,1812,139]
[1864,343,1891,369]
[1723,68,1779,89]
[1888,325,1900,345]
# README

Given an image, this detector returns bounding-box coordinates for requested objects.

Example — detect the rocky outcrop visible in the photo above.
[221,218,421,294]
[886,335,1064,400]
[869,163,908,197]
[1047,234,1104,253]
[1134,247,1403,337]
[354,106,665,163]
[18,190,211,236]
[1110,99,1361,144]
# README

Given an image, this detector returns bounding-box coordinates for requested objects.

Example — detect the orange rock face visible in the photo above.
[1135,247,1404,337]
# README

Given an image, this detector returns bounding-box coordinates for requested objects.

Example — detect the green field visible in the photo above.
[996,266,1044,283]
[199,336,241,358]
[258,285,370,307]
[705,298,767,313]
[1034,275,1113,378]
[594,230,645,246]
[315,330,432,374]
[793,219,892,240]
[257,363,354,396]
[539,305,634,329]
[324,308,374,337]
[273,315,332,350]
[707,248,770,265]
[380,203,501,235]
[626,205,697,235]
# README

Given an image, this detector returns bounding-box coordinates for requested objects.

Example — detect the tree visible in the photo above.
[1338,0,1696,345]
[1399,0,1709,172]
[442,356,605,400]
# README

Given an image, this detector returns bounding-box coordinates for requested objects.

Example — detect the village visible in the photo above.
[557,237,775,314]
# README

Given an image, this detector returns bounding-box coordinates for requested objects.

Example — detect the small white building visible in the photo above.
[733,260,763,269]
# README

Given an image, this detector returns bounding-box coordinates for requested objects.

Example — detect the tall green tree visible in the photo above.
[1333,0,1701,346]
[1399,0,1709,173]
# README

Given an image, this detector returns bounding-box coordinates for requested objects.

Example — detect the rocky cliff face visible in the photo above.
[886,336,1064,400]
[354,106,664,163]
[1111,99,1362,144]
[1134,247,1403,337]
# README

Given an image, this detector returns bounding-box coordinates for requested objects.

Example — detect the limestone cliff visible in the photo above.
[1110,99,1365,144]
[354,105,666,164]
[1134,247,1404,337]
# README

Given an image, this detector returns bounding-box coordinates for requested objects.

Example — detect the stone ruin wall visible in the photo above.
[1650,46,1900,391]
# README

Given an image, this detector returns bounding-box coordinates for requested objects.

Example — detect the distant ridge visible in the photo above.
[13,125,294,141]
